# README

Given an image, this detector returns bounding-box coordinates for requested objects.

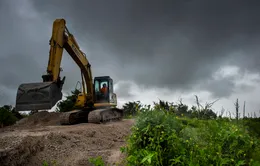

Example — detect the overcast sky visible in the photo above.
[0,0,260,117]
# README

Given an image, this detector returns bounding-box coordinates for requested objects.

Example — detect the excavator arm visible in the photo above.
[44,19,94,106]
[15,19,94,111]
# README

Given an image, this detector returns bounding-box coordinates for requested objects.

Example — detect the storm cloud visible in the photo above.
[0,0,260,105]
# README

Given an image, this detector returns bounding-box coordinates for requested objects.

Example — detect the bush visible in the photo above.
[122,109,260,166]
[56,89,81,112]
[88,156,105,166]
[122,101,143,118]
[243,117,260,138]
[0,105,18,127]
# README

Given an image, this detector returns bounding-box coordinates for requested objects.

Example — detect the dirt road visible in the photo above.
[0,111,135,166]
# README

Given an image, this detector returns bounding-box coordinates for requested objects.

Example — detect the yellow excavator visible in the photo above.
[15,18,124,125]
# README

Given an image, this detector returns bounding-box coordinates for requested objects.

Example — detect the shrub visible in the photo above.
[122,109,260,166]
[88,156,105,166]
[243,117,260,138]
[56,89,81,112]
[0,105,18,127]
[122,101,143,118]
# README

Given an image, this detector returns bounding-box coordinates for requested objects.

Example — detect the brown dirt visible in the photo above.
[0,111,135,166]
[15,111,62,127]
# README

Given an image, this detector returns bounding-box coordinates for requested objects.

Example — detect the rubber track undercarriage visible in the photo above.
[59,108,124,125]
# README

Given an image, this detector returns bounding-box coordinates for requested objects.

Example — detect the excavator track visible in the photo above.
[60,110,80,125]
[60,110,89,125]
[88,108,124,123]
[59,108,124,125]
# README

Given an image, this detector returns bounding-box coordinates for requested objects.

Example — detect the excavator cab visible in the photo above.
[94,76,116,105]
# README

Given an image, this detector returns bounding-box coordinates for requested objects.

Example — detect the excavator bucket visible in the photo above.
[15,82,62,111]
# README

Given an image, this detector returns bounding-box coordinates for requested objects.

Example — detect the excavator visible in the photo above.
[15,18,124,125]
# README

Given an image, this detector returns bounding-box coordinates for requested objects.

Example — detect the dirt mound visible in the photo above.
[0,119,135,166]
[0,136,44,166]
[15,111,61,127]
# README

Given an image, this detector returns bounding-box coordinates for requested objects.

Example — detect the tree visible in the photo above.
[176,99,189,115]
[56,89,81,112]
[0,105,18,128]
[122,101,142,117]
[234,98,240,123]
[153,99,175,112]
[9,105,24,120]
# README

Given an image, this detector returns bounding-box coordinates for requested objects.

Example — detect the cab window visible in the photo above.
[95,80,108,92]
[100,81,108,89]
[94,80,100,92]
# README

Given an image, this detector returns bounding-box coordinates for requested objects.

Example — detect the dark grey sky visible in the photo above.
[0,0,260,105]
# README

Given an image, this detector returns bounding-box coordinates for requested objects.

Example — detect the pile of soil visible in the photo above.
[0,111,135,166]
[15,111,61,127]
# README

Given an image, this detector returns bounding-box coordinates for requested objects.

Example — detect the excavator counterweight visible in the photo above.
[15,18,124,125]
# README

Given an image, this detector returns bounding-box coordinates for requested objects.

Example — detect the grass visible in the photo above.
[88,156,105,166]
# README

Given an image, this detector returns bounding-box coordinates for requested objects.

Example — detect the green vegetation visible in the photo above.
[55,89,81,112]
[88,156,105,166]
[243,117,260,138]
[0,105,25,128]
[42,160,57,166]
[121,99,260,166]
